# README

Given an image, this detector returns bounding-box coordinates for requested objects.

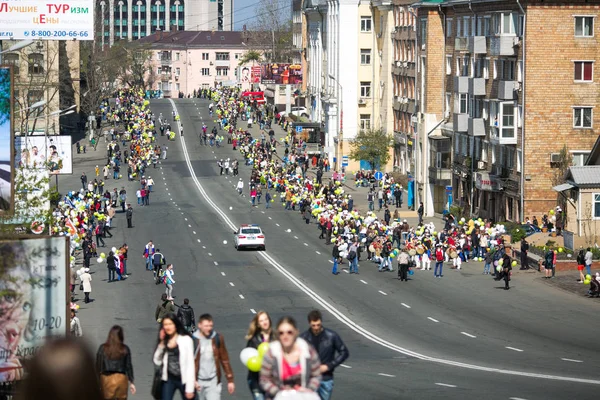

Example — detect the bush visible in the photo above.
[48,186,61,206]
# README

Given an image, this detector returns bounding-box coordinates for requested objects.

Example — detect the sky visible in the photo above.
[233,0,292,30]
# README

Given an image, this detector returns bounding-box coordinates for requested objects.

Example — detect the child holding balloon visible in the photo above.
[244,311,275,400]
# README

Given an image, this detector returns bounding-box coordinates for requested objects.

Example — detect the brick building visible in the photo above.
[415,0,600,222]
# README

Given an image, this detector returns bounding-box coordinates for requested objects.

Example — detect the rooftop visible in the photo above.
[567,166,600,187]
[137,31,246,48]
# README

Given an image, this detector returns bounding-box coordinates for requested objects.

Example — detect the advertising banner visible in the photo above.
[0,0,94,40]
[260,63,302,85]
[238,65,261,91]
[0,66,14,214]
[15,135,73,175]
[0,236,69,386]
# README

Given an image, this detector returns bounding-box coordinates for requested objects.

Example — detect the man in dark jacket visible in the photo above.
[300,310,349,400]
[177,298,196,332]
[126,204,133,228]
[155,293,175,323]
[520,238,529,270]
[331,240,340,275]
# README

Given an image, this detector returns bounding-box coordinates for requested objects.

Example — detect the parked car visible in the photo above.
[279,107,309,119]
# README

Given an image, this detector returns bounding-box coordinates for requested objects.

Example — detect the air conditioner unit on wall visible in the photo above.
[550,153,561,163]
[358,98,366,105]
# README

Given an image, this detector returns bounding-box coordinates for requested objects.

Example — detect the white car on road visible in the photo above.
[279,107,309,119]
[234,224,266,251]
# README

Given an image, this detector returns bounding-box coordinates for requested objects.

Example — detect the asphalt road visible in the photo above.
[70,98,600,400]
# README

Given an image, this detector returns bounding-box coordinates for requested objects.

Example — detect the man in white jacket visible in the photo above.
[236,179,244,195]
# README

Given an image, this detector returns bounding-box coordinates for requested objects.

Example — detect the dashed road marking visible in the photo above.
[239,294,245,299]
[208,253,212,256]
[303,243,308,246]
[461,332,477,338]
[188,224,191,227]
[197,239,201,243]
[378,290,387,295]
[435,383,457,388]
[427,317,439,323]
[268,217,272,220]
[343,269,349,274]
[378,373,395,378]
[561,358,583,363]
[401,303,411,309]
[193,231,197,235]
[315,251,321,255]
[213,261,218,266]
[229,282,235,287]
[294,236,298,239]
[340,364,352,369]
[202,246,206,249]
[220,272,226,276]
[184,218,188,221]
[328,260,334,264]
[360,280,368,285]
[250,309,256,314]
[509,397,529,400]
[261,211,265,214]
[506,347,524,352]
[276,223,280,226]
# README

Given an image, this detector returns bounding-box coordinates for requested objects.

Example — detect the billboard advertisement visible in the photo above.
[15,135,72,175]
[0,237,69,386]
[0,66,14,214]
[238,65,261,91]
[260,63,302,85]
[0,0,94,40]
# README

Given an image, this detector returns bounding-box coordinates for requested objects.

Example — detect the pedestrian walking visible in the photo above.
[126,204,133,228]
[70,309,83,337]
[193,314,235,399]
[300,310,349,400]
[155,294,176,324]
[96,325,136,399]
[434,244,444,278]
[397,249,411,281]
[331,240,340,275]
[237,178,244,195]
[164,264,175,300]
[520,238,529,270]
[153,315,196,400]
[585,247,593,276]
[107,251,118,282]
[153,248,166,276]
[577,248,586,283]
[81,172,88,190]
[144,241,156,271]
[260,316,321,398]
[80,267,92,303]
[417,202,424,225]
[95,223,105,247]
[245,311,274,400]
[177,298,196,333]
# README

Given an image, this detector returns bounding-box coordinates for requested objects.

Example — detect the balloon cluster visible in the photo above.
[239,342,270,372]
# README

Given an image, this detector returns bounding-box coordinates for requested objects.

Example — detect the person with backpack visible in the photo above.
[95,223,105,248]
[378,239,393,272]
[177,298,196,333]
[155,294,176,324]
[434,243,445,278]
[153,248,166,277]
[348,238,359,274]
[164,264,176,300]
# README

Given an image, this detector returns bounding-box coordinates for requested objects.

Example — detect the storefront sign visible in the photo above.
[475,172,503,191]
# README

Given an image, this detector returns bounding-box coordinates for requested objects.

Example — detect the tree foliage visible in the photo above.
[349,128,392,171]
[244,0,294,62]
[0,68,9,126]
[238,50,262,66]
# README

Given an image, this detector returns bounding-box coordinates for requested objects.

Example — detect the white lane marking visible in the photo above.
[509,398,529,400]
[276,223,280,226]
[316,251,321,255]
[261,211,265,214]
[378,290,387,296]
[239,294,245,299]
[461,332,477,338]
[303,243,309,246]
[250,309,256,314]
[221,272,226,276]
[561,358,583,363]
[343,269,349,274]
[378,373,395,378]
[506,347,524,352]
[179,208,181,210]
[213,261,218,266]
[185,218,188,221]
[188,224,191,227]
[427,317,439,323]
[328,260,333,264]
[172,98,600,386]
[360,280,368,285]
[401,303,411,309]
[208,253,212,256]
[294,236,298,239]
[193,231,197,235]
[435,383,457,388]
[202,246,206,249]
[229,282,235,287]
[268,216,272,220]
[197,239,201,243]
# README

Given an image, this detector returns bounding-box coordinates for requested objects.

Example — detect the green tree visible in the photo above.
[348,128,392,171]
[238,50,262,66]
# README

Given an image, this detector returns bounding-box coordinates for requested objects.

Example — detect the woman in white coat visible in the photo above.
[80,268,92,304]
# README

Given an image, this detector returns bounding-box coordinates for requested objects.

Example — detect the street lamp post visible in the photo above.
[328,74,343,171]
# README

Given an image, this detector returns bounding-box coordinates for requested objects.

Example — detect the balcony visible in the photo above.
[498,80,517,100]
[490,127,518,145]
[214,59,230,68]
[468,117,485,136]
[393,27,416,41]
[468,36,487,54]
[161,58,172,66]
[160,73,172,81]
[454,76,469,93]
[490,36,519,56]
[469,77,486,96]
[429,166,452,184]
[162,90,172,98]
[455,37,469,51]
[453,113,468,132]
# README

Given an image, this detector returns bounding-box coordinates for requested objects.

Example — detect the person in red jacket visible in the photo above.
[434,244,445,278]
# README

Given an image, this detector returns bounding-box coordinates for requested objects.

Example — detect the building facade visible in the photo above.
[415,0,600,222]
[96,0,233,48]
[139,31,245,97]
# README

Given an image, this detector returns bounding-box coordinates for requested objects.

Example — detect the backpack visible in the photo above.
[347,250,357,261]
[155,269,165,285]
[436,248,444,262]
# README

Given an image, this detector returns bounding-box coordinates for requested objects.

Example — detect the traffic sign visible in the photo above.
[342,156,349,167]
[374,171,383,180]
[295,126,303,133]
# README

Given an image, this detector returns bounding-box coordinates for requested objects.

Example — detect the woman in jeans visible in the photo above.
[245,311,274,400]
[165,264,175,300]
[260,316,321,400]
[96,325,136,399]
[153,314,195,400]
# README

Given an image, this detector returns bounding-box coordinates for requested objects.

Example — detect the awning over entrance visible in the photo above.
[552,182,575,192]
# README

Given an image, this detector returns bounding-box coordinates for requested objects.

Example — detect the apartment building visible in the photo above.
[415,0,600,222]
[138,31,246,97]
[96,0,233,48]
[391,0,417,175]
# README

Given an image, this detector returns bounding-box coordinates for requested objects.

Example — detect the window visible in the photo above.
[477,16,491,37]
[483,100,489,120]
[455,58,461,77]
[360,81,371,98]
[215,52,230,61]
[500,59,515,80]
[493,12,518,35]
[482,141,489,162]
[457,18,462,38]
[594,194,600,219]
[27,90,43,107]
[463,16,471,37]
[216,67,229,76]
[361,16,372,32]
[202,53,209,60]
[517,60,523,82]
[461,56,469,77]
[175,67,180,76]
[574,61,593,82]
[359,114,371,131]
[28,53,44,74]
[517,104,523,128]
[458,93,468,114]
[483,58,490,79]
[446,55,452,75]
[571,151,590,166]
[573,107,593,128]
[446,18,453,37]
[175,52,180,61]
[445,92,451,118]
[500,102,515,138]
[360,49,371,65]
[3,53,19,75]
[575,16,594,37]
[517,149,522,172]
[493,59,498,79]
[176,83,180,91]
[201,68,210,76]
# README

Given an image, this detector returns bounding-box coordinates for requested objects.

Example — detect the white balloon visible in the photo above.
[97,257,103,263]
[286,229,292,233]
[223,240,228,245]
[111,247,118,253]
[239,347,259,366]
[76,270,82,276]
[361,238,367,243]
[229,207,233,210]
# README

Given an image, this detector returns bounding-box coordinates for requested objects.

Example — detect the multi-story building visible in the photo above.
[292,0,304,65]
[96,0,233,48]
[415,0,600,222]
[391,0,417,174]
[139,31,245,97]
